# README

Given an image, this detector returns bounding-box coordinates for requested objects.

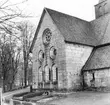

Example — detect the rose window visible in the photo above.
[42,28,52,45]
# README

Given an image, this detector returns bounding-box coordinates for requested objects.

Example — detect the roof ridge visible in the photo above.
[45,7,90,23]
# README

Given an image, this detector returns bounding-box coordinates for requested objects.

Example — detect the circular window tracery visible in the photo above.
[38,50,44,62]
[50,46,57,59]
[44,65,50,82]
[42,28,52,45]
[52,64,58,82]
[38,67,43,83]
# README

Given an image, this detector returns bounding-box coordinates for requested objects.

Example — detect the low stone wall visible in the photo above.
[2,87,30,105]
[83,68,110,91]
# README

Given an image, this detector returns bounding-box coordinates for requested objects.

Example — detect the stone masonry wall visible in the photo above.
[65,43,93,90]
[84,69,110,90]
[95,0,110,19]
[32,12,67,89]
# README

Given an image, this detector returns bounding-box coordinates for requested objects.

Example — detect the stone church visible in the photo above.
[30,0,110,91]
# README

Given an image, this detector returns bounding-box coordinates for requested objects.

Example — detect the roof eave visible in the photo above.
[65,40,95,47]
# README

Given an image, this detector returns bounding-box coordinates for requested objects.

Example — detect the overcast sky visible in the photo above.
[10,0,99,26]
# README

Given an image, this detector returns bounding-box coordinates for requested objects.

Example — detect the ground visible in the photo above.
[48,91,110,105]
[2,89,110,105]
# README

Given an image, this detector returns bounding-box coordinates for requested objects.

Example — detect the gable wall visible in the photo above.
[32,12,67,89]
[65,43,93,90]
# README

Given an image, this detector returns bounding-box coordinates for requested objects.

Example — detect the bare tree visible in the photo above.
[0,21,35,92]
[0,0,30,91]
[0,0,29,37]
[17,21,35,87]
[0,30,22,92]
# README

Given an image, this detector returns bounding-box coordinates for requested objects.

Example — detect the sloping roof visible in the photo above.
[83,45,110,70]
[30,8,98,52]
[30,8,110,53]
[82,14,110,70]
[46,8,98,46]
[90,13,110,46]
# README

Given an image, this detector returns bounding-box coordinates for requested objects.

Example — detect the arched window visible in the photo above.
[104,3,107,14]
[38,50,44,62]
[44,65,50,82]
[38,67,43,83]
[50,46,57,59]
[52,64,58,82]
[98,5,105,16]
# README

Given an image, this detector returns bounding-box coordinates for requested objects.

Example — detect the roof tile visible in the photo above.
[46,8,97,46]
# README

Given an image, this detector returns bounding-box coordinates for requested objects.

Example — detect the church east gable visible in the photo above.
[32,10,67,89]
